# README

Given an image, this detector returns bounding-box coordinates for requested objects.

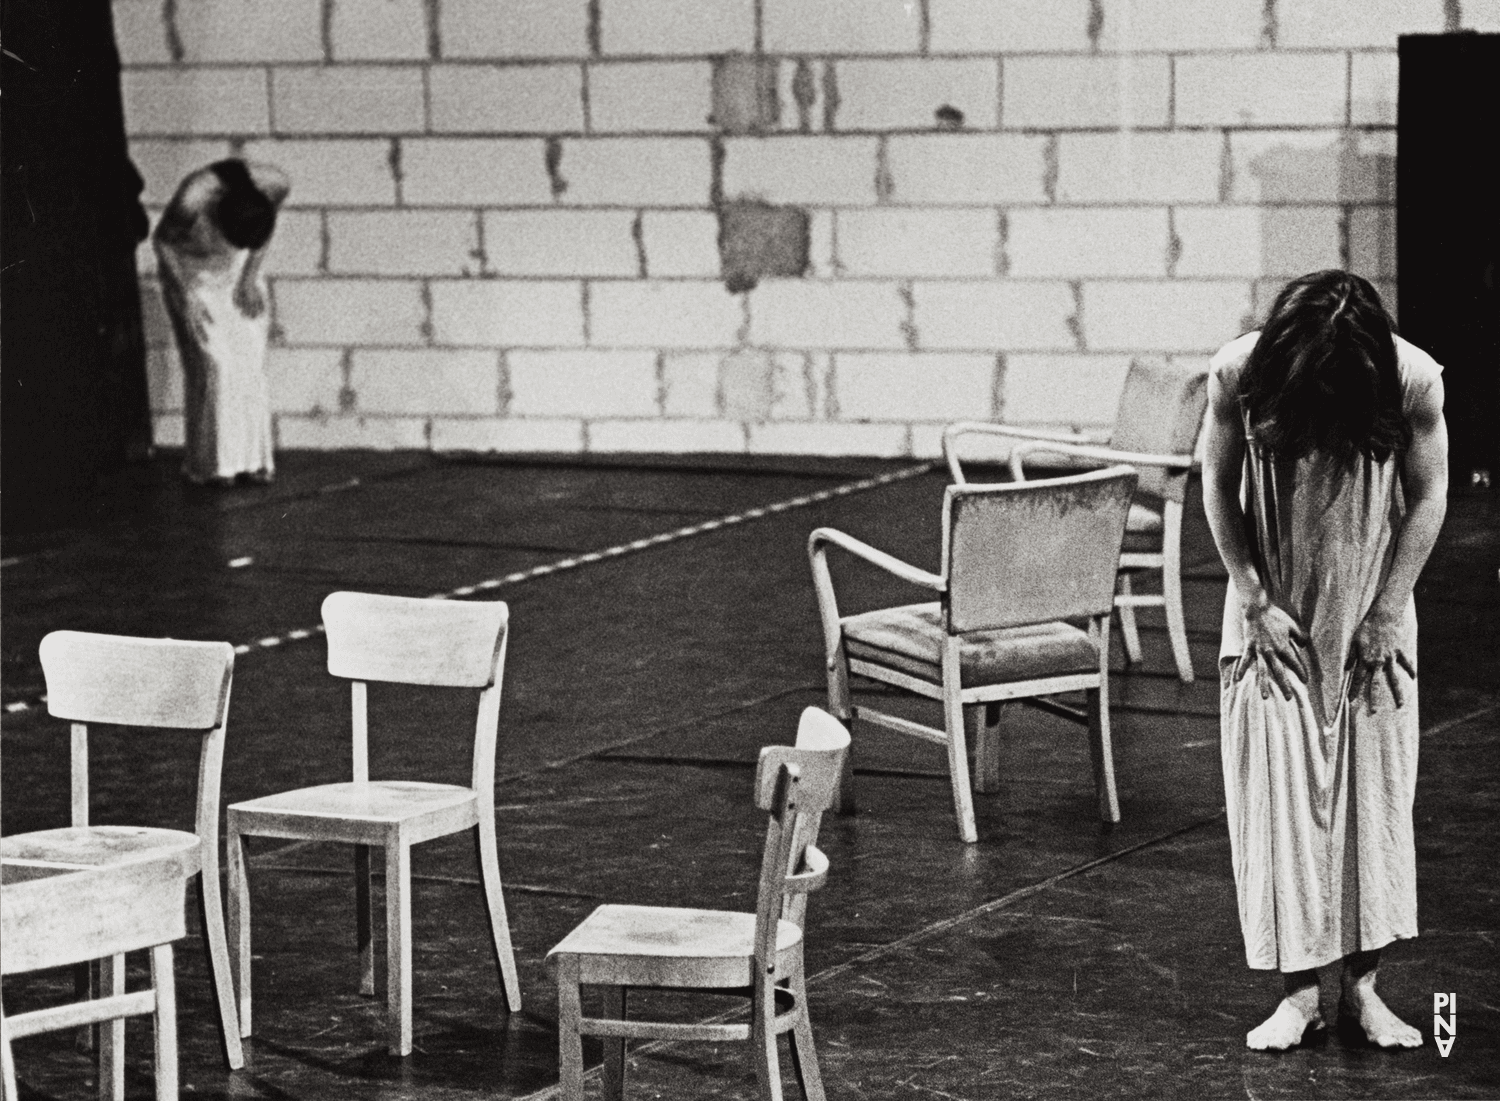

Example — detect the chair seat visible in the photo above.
[229,781,477,828]
[547,903,804,988]
[842,603,1098,687]
[1126,502,1162,533]
[1,826,200,875]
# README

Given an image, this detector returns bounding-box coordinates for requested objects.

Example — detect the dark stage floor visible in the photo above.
[3,452,1497,1100]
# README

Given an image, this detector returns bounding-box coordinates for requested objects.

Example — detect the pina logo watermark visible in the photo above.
[1434,993,1457,1057]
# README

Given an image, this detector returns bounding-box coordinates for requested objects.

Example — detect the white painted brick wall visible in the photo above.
[429,65,584,133]
[1007,208,1169,278]
[1056,132,1222,204]
[1002,355,1131,425]
[112,0,172,64]
[266,349,345,414]
[928,0,1092,53]
[482,211,640,277]
[640,212,721,278]
[1461,0,1500,30]
[1277,0,1446,48]
[1003,56,1170,130]
[431,418,586,453]
[330,0,429,60]
[1083,281,1253,352]
[769,352,830,420]
[601,0,755,56]
[590,282,744,349]
[590,420,747,453]
[327,211,481,276]
[132,140,236,204]
[558,138,712,206]
[1096,0,1264,51]
[175,0,324,63]
[662,354,723,418]
[439,0,590,58]
[273,279,427,345]
[748,422,909,458]
[508,351,660,417]
[123,69,271,136]
[913,282,1078,352]
[1227,130,1394,204]
[430,282,587,347]
[1176,206,1341,278]
[723,137,880,206]
[886,134,1049,204]
[272,67,426,135]
[400,139,554,206]
[351,349,501,414]
[835,59,999,132]
[240,139,397,205]
[1350,52,1399,127]
[1348,206,1396,280]
[749,281,907,350]
[589,63,714,133]
[277,416,430,450]
[1175,53,1348,128]
[836,353,995,422]
[762,0,921,54]
[837,209,999,278]
[261,210,325,276]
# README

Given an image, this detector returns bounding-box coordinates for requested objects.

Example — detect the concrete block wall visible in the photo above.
[118,0,1475,457]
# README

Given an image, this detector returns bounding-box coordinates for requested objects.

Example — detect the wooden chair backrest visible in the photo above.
[38,631,235,832]
[941,467,1138,634]
[1109,359,1209,501]
[752,710,849,971]
[322,592,508,688]
[321,592,509,790]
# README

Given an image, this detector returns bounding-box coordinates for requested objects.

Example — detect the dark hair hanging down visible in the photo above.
[1239,269,1411,464]
[208,158,277,250]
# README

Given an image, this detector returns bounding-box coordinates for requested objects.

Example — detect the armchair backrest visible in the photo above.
[39,631,235,832]
[1109,358,1209,501]
[941,467,1138,634]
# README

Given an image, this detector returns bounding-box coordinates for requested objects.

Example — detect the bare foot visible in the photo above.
[1247,995,1325,1051]
[1342,982,1422,1048]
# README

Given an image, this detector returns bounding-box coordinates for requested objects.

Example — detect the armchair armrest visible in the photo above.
[1008,440,1194,483]
[942,421,1110,485]
[807,527,945,673]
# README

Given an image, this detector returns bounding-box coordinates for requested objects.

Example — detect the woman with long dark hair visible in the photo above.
[1203,270,1448,1050]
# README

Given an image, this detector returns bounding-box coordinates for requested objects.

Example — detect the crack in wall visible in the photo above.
[992,352,1007,419]
[919,0,932,54]
[654,352,668,415]
[709,136,726,207]
[822,354,839,420]
[1066,280,1085,351]
[424,0,441,59]
[898,282,918,352]
[1086,0,1104,52]
[792,59,817,133]
[320,0,335,61]
[317,211,331,273]
[498,350,512,415]
[580,64,593,132]
[586,0,602,56]
[419,281,434,343]
[472,209,491,276]
[736,292,753,346]
[545,137,567,200]
[801,353,819,420]
[1261,0,1278,48]
[1042,135,1059,204]
[1444,0,1462,31]
[162,0,184,62]
[753,0,765,53]
[995,210,1010,276]
[821,60,840,133]
[1217,131,1234,202]
[1338,205,1352,270]
[875,137,894,202]
[338,348,356,412]
[581,281,592,345]
[1165,208,1182,277]
[631,211,647,276]
[387,140,404,204]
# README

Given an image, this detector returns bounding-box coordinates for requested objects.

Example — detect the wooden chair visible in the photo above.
[3,853,189,1101]
[944,358,1209,682]
[547,706,850,1101]
[226,592,522,1057]
[809,467,1138,842]
[0,631,244,1098]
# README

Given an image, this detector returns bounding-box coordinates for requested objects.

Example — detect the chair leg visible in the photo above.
[385,840,413,1057]
[555,958,584,1100]
[98,954,125,1101]
[196,854,246,1068]
[827,647,856,816]
[149,944,178,1101]
[751,978,785,1101]
[1087,619,1121,823]
[1116,574,1143,665]
[226,826,253,1039]
[973,702,1003,794]
[941,641,979,844]
[356,845,375,997]
[787,967,825,1101]
[1162,505,1194,683]
[473,820,523,1013]
[600,986,626,1101]
[1,1007,17,1101]
[74,963,95,1054]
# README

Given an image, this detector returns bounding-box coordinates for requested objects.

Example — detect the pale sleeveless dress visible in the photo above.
[1214,331,1443,972]
[154,199,274,483]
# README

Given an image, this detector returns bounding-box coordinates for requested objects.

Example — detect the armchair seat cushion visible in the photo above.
[841,603,1097,687]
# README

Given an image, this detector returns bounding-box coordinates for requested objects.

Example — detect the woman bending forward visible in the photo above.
[1203,270,1448,1051]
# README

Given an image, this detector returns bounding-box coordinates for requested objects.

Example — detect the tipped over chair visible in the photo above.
[226,592,522,1057]
[0,632,244,1099]
[547,706,850,1101]
[809,467,1138,842]
[944,358,1209,682]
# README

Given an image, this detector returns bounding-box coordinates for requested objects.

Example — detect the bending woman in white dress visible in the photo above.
[1202,270,1448,1051]
[154,159,288,485]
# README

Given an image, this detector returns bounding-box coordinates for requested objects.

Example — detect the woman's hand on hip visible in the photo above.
[1348,604,1415,709]
[1234,595,1309,701]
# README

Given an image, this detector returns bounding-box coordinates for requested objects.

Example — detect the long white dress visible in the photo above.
[1215,331,1443,972]
[153,179,275,484]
